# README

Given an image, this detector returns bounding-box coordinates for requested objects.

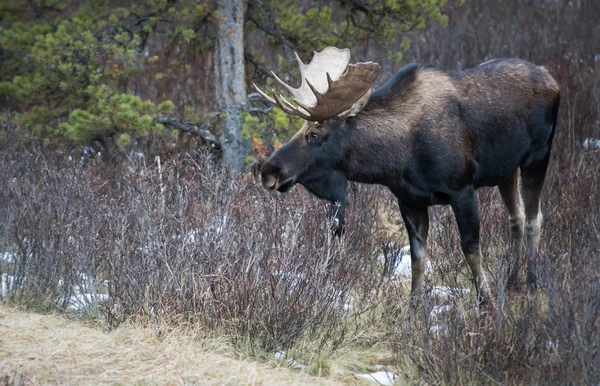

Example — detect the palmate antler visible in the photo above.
[253,47,381,122]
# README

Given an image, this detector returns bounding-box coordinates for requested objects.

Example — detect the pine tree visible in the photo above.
[1,0,450,167]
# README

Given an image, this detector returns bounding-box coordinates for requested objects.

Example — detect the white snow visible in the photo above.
[0,252,15,263]
[56,275,110,313]
[274,351,302,369]
[430,304,453,319]
[429,324,449,335]
[378,243,432,279]
[1,274,24,297]
[583,138,600,149]
[430,286,470,299]
[1,274,17,297]
[272,269,305,292]
[62,290,109,312]
[170,228,201,246]
[183,228,201,245]
[427,301,477,335]
[274,350,286,361]
[0,265,109,313]
[342,294,356,312]
[354,370,397,385]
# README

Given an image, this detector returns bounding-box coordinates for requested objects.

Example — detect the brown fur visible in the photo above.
[261,58,560,303]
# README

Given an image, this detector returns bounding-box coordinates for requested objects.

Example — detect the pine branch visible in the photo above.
[156,115,221,150]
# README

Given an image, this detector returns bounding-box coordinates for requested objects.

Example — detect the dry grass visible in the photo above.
[0,305,346,385]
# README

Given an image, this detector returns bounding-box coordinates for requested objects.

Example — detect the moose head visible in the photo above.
[254,48,379,212]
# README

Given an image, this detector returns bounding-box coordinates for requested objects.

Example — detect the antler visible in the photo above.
[253,47,381,121]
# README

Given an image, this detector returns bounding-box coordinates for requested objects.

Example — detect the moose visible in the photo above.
[254,47,560,305]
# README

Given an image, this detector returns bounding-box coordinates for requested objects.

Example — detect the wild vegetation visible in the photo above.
[1,0,599,384]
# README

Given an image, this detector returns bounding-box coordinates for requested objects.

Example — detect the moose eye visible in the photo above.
[307,131,320,143]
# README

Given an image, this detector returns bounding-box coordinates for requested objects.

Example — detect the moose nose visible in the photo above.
[260,160,280,190]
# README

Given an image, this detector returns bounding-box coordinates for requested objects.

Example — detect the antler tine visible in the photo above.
[271,72,299,99]
[277,93,301,112]
[252,83,277,105]
[294,51,307,71]
[273,92,296,114]
[273,93,312,120]
[253,82,314,120]
[302,78,327,105]
[294,84,323,113]
[326,72,335,89]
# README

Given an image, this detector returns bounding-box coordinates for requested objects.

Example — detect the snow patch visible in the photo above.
[56,274,110,313]
[430,286,470,299]
[342,294,356,312]
[1,274,18,297]
[429,324,449,335]
[62,289,109,312]
[0,252,15,263]
[272,269,305,293]
[0,269,110,313]
[430,304,453,319]
[171,228,202,246]
[583,138,600,149]
[378,243,432,279]
[354,370,397,385]
[274,351,302,369]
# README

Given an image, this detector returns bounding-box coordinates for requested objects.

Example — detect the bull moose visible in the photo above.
[254,47,560,305]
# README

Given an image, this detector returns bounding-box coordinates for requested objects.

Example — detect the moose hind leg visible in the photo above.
[498,171,525,288]
[450,187,492,306]
[520,156,551,288]
[398,203,429,299]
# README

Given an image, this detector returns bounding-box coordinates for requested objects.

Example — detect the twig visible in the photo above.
[246,107,273,114]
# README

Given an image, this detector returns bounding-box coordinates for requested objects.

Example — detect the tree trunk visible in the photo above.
[214,0,248,170]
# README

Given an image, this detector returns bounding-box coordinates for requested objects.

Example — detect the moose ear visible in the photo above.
[337,88,372,119]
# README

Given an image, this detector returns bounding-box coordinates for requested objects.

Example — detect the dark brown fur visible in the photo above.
[261,59,560,304]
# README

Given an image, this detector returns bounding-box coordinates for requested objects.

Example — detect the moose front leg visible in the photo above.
[399,203,430,298]
[450,187,492,306]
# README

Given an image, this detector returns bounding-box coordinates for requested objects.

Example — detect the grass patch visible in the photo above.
[0,304,347,385]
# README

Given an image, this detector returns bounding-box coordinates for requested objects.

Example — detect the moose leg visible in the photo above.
[398,203,429,298]
[450,187,492,306]
[498,171,525,288]
[520,157,550,289]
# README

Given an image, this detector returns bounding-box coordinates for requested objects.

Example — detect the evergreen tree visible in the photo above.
[0,0,450,168]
